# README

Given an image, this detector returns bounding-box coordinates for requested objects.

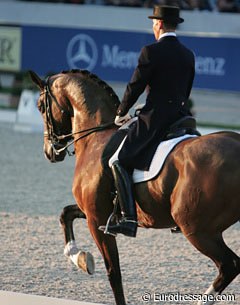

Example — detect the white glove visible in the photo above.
[134,103,145,116]
[114,113,131,126]
[134,103,145,111]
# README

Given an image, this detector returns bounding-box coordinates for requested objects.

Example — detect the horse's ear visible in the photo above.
[28,70,45,90]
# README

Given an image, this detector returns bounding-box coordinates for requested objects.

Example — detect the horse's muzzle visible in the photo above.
[44,142,66,163]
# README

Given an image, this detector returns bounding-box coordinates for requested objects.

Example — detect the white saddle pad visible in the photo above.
[133,134,197,184]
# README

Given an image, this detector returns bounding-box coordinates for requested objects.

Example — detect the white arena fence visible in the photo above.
[0,290,105,305]
[14,89,43,133]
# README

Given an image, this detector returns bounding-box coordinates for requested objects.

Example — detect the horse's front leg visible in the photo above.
[59,204,95,274]
[87,217,126,305]
[60,204,85,243]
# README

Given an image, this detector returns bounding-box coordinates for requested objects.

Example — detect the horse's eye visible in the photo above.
[37,101,45,113]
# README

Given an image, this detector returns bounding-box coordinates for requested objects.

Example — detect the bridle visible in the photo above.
[42,77,115,156]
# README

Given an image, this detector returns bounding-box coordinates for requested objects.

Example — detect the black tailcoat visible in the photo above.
[118,36,195,171]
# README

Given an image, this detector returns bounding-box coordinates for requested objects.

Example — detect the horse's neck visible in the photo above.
[72,108,114,135]
[71,92,116,129]
[72,107,116,153]
[74,127,115,179]
[66,73,119,159]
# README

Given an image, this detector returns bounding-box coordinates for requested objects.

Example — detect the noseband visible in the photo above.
[42,77,115,156]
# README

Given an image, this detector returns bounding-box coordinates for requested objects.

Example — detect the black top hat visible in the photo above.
[148,5,184,24]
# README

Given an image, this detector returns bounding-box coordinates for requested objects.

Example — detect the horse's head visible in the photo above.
[30,69,120,162]
[29,71,73,163]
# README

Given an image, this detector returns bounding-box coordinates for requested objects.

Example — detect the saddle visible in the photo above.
[102,115,201,170]
[164,116,201,140]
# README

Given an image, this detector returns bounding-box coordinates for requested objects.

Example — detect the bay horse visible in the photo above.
[29,69,239,305]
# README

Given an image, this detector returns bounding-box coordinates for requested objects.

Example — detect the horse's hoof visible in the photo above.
[171,226,182,233]
[77,251,95,275]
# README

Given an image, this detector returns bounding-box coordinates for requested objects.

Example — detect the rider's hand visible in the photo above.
[134,103,145,116]
[114,113,131,126]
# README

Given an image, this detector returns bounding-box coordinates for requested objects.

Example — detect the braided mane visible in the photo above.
[61,69,120,108]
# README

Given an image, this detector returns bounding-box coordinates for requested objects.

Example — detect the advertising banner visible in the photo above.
[0,26,21,72]
[21,25,240,92]
[180,35,239,92]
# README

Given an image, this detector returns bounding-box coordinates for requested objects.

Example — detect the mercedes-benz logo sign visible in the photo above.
[66,34,98,71]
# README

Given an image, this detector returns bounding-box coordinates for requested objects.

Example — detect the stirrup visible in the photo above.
[99,191,120,237]
[98,215,138,237]
[100,212,118,237]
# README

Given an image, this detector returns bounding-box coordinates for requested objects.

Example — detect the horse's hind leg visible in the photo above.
[186,232,239,305]
[59,204,95,274]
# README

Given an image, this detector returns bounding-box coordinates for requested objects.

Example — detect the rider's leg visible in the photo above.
[99,160,137,237]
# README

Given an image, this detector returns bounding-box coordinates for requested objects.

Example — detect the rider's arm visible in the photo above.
[117,46,153,116]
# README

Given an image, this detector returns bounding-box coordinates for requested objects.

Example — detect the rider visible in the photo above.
[100,5,195,238]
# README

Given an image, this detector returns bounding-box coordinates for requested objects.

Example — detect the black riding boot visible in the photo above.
[100,161,137,238]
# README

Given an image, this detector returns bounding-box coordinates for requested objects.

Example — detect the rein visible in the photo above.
[43,78,115,156]
[44,122,115,156]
